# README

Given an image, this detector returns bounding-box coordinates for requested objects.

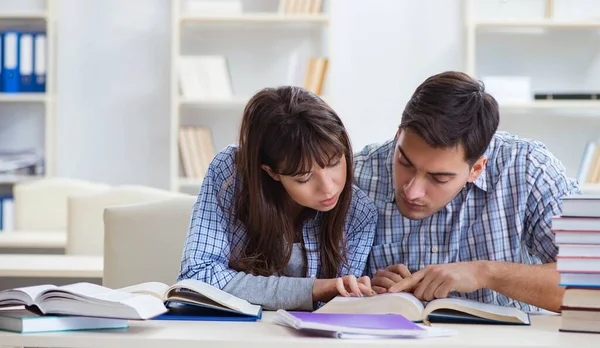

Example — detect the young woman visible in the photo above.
[178,86,377,311]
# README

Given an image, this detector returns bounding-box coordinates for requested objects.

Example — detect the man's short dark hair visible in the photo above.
[400,71,500,164]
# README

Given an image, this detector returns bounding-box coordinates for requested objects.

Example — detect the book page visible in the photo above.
[314,292,425,322]
[36,282,167,320]
[0,284,56,306]
[117,282,170,301]
[166,279,261,316]
[423,298,530,324]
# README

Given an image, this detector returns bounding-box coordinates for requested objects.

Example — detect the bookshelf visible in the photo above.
[464,0,600,179]
[170,0,330,193]
[0,0,56,184]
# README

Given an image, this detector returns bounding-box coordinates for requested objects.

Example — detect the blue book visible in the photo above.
[314,293,531,325]
[118,279,262,321]
[0,308,128,333]
[2,30,20,93]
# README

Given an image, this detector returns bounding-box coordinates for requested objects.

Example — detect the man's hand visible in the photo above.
[371,264,412,294]
[389,262,487,301]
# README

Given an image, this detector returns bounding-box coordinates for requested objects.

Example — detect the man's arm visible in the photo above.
[481,261,563,313]
[388,260,563,313]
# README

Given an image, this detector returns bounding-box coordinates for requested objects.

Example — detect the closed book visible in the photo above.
[0,308,128,333]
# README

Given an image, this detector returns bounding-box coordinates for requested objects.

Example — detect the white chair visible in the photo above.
[102,195,197,289]
[13,177,111,231]
[67,185,187,256]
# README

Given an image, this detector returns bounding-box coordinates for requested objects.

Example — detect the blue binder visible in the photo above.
[2,31,20,93]
[0,32,3,92]
[33,32,46,92]
[19,33,34,92]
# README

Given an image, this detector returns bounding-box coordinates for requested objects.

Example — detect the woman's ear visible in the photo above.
[261,165,281,181]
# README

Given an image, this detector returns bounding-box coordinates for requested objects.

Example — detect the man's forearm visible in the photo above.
[479,261,563,312]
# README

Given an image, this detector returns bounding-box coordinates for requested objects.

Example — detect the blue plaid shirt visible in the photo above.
[354,131,580,311]
[178,145,378,289]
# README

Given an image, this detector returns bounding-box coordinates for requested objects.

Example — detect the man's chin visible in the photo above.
[397,202,432,220]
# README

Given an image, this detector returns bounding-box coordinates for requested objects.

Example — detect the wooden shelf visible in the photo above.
[473,19,600,29]
[180,13,329,23]
[0,93,47,102]
[0,12,47,20]
[500,100,600,110]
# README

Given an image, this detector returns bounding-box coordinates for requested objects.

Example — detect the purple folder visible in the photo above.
[275,310,429,338]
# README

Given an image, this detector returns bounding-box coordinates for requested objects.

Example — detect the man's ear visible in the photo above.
[467,156,487,183]
[262,165,281,182]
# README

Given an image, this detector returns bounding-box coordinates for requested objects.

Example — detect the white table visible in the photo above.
[0,254,102,278]
[0,231,66,249]
[0,312,596,348]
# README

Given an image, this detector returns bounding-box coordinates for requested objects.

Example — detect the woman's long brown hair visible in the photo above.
[230,86,354,279]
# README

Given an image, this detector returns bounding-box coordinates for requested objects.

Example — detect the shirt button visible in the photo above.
[431,246,439,253]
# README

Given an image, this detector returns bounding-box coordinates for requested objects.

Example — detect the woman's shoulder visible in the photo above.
[207,144,239,179]
[348,184,378,219]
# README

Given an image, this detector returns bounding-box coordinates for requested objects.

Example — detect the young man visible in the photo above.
[354,71,580,313]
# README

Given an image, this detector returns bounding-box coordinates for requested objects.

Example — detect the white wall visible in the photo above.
[330,0,465,150]
[56,0,171,188]
[50,0,594,187]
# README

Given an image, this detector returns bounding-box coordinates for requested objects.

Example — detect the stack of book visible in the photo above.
[0,282,167,333]
[552,194,600,334]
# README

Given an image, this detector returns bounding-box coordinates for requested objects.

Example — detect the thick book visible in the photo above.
[0,308,128,333]
[560,307,600,334]
[118,279,262,321]
[274,310,456,339]
[0,282,167,320]
[560,194,600,218]
[315,293,530,325]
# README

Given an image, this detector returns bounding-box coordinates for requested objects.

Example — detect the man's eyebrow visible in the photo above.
[397,146,414,166]
[397,145,457,177]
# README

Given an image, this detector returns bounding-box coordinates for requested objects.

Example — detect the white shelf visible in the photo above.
[473,19,600,29]
[180,13,329,23]
[0,93,47,102]
[581,183,600,193]
[500,100,600,110]
[178,177,203,187]
[0,174,43,185]
[0,12,47,20]
[179,96,249,108]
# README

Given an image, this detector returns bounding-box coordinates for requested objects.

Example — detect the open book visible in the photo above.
[0,283,167,320]
[118,279,262,320]
[315,293,530,325]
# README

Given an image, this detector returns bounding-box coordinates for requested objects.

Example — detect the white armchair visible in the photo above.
[13,177,111,231]
[67,185,186,255]
[102,195,197,289]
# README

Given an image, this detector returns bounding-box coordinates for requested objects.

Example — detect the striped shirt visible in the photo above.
[354,131,580,311]
[178,145,378,290]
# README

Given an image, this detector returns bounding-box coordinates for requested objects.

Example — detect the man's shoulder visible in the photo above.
[487,131,561,170]
[353,139,394,172]
[353,139,395,199]
[484,132,576,190]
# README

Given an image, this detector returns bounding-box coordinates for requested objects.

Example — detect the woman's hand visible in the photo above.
[312,275,375,302]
